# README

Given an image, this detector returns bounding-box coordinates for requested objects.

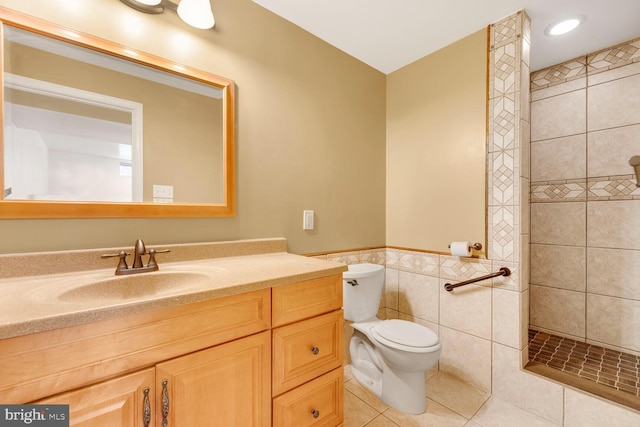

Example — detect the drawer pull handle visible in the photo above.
[311,346,320,355]
[161,379,169,427]
[311,409,320,418]
[143,387,151,427]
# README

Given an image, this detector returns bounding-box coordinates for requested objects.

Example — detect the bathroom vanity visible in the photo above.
[0,238,346,427]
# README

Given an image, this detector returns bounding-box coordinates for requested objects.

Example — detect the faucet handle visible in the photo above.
[146,248,170,270]
[101,250,130,273]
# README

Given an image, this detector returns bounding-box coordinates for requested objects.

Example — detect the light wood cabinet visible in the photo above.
[36,368,156,427]
[1,273,344,427]
[272,275,344,427]
[156,331,271,427]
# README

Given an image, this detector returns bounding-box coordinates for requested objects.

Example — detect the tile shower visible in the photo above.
[529,36,640,402]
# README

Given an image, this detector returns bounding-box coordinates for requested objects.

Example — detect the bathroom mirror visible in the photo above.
[0,7,235,218]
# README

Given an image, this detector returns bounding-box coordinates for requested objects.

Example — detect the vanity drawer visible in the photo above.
[272,367,343,427]
[272,310,343,396]
[272,274,342,327]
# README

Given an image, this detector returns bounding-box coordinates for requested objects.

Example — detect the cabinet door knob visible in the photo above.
[143,387,151,427]
[311,409,320,418]
[311,346,319,355]
[161,379,170,427]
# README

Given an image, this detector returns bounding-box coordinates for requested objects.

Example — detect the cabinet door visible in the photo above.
[35,368,155,427]
[156,331,271,427]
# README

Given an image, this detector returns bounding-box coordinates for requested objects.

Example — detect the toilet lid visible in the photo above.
[373,319,439,348]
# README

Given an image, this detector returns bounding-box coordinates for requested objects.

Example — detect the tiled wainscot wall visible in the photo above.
[529,36,640,356]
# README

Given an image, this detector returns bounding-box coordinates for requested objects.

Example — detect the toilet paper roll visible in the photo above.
[450,241,472,257]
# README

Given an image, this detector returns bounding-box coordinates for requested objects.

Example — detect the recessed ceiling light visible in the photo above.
[545,15,586,36]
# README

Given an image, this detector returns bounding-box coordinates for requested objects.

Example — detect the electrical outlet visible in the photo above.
[153,184,173,199]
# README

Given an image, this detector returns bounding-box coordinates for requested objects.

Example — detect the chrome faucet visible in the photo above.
[102,239,170,275]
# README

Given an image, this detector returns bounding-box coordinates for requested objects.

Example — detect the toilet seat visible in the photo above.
[370,319,439,353]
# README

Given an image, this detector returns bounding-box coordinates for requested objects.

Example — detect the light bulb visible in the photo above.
[177,0,215,29]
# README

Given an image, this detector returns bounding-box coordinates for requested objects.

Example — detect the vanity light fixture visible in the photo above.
[544,15,586,36]
[119,0,215,29]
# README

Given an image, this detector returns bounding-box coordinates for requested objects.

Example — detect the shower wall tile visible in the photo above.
[588,60,640,86]
[587,294,640,353]
[440,281,491,340]
[530,244,586,292]
[531,89,586,141]
[530,285,586,339]
[439,326,492,392]
[530,134,586,181]
[531,76,586,101]
[587,248,640,300]
[587,73,640,131]
[530,202,586,245]
[588,124,640,177]
[587,200,640,250]
[397,270,439,323]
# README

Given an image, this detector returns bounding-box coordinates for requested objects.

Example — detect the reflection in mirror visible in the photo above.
[0,7,235,218]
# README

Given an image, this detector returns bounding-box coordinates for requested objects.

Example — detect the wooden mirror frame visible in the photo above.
[0,7,235,218]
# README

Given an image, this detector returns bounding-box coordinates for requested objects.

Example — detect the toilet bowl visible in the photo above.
[343,263,441,414]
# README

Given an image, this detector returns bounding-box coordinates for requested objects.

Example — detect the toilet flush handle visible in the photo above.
[347,279,359,286]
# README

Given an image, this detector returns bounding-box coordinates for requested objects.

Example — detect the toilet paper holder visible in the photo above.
[448,242,482,251]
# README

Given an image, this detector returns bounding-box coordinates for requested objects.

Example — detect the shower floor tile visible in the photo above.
[527,329,640,410]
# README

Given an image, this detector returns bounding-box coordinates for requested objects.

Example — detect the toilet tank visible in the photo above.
[342,263,385,322]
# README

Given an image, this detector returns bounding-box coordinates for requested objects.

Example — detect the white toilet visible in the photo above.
[343,263,441,414]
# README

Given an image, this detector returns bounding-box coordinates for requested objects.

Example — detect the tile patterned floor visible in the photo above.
[343,365,560,427]
[528,330,640,397]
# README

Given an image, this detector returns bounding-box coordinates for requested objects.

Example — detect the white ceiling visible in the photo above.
[252,0,640,74]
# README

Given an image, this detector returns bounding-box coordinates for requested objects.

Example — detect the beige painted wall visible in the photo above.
[386,29,487,253]
[0,0,386,254]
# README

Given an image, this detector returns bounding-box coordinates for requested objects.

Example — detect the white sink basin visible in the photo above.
[58,271,211,303]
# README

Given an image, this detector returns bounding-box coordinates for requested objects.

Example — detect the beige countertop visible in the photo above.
[0,238,347,339]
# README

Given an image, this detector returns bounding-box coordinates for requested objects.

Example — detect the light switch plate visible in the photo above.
[303,210,314,230]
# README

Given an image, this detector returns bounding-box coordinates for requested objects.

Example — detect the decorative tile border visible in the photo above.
[385,248,439,276]
[440,256,492,282]
[588,175,640,200]
[588,37,640,74]
[531,180,587,203]
[530,57,587,91]
[530,176,640,202]
[490,12,522,50]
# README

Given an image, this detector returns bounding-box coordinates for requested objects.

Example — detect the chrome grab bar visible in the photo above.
[444,267,511,292]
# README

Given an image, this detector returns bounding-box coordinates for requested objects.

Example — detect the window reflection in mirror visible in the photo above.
[3,25,224,204]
